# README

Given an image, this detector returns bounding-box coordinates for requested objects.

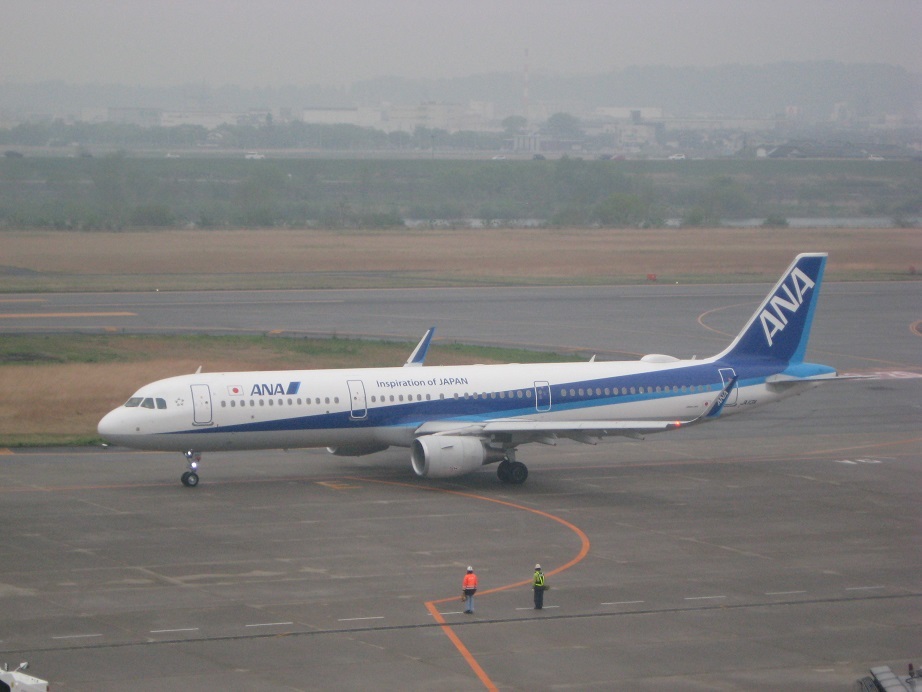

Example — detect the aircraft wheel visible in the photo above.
[497,460,512,483]
[182,471,199,487]
[508,461,528,484]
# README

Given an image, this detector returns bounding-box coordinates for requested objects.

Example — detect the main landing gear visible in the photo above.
[181,450,201,487]
[496,453,528,485]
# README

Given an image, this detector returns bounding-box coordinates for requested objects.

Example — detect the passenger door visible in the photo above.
[190,384,213,425]
[534,381,552,412]
[347,380,368,420]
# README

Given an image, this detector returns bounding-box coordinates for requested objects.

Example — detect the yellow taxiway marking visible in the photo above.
[0,312,136,319]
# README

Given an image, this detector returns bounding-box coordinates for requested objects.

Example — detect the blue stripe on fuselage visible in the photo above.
[169,362,753,437]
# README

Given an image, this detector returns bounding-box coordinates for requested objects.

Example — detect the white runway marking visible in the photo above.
[245,622,293,628]
[150,628,200,633]
[601,600,645,606]
[337,616,384,622]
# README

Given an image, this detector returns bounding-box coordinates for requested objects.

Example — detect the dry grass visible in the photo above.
[1,227,919,290]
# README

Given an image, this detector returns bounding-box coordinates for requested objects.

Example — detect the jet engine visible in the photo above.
[411,436,505,478]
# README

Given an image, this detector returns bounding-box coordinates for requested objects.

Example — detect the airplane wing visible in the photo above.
[416,376,738,444]
[404,326,436,367]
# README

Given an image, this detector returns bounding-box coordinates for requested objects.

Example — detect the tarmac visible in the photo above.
[1,280,919,689]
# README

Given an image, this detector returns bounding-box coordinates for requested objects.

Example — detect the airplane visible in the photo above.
[98,253,842,488]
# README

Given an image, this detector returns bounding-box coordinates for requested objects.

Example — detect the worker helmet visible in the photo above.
[535,563,541,570]
[467,566,473,572]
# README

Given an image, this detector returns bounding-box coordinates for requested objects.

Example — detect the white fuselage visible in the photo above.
[97,357,811,453]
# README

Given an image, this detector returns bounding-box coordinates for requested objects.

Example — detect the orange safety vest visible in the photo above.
[462,572,478,590]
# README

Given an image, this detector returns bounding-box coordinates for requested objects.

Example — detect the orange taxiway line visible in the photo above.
[352,477,591,690]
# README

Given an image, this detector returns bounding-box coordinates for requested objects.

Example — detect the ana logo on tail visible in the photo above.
[759,267,816,347]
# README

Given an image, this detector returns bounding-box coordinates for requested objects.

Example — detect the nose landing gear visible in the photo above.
[181,450,201,487]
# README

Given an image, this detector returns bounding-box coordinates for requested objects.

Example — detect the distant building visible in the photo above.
[107,107,163,127]
[302,106,384,128]
[593,106,664,121]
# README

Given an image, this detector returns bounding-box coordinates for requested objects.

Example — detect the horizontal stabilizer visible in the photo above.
[765,371,868,390]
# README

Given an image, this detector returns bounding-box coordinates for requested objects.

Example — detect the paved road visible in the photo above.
[0,280,919,690]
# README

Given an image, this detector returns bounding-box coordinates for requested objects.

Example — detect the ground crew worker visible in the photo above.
[533,564,546,609]
[462,566,478,613]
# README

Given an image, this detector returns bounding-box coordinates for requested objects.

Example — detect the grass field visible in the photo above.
[0,226,918,445]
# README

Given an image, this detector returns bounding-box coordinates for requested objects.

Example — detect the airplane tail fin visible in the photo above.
[715,253,827,366]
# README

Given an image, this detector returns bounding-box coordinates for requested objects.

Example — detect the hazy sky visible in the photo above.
[2,1,920,87]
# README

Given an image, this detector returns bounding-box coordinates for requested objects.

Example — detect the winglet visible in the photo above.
[404,326,436,367]
[706,375,738,419]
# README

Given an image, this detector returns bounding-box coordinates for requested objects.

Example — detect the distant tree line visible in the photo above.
[0,156,919,231]
[0,120,508,153]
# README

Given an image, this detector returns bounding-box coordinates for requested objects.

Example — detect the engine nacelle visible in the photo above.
[327,443,390,457]
[411,436,505,478]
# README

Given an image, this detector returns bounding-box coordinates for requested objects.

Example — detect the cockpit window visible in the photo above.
[124,396,167,410]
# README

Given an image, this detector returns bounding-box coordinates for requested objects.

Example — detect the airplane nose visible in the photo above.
[98,408,125,440]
